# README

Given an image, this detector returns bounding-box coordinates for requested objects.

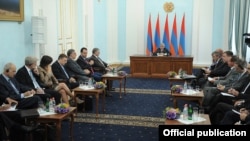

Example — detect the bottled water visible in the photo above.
[182,104,188,120]
[88,78,93,88]
[183,81,187,93]
[49,98,54,112]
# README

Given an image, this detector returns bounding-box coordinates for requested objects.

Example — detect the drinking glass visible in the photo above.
[195,85,200,92]
[192,107,199,121]
[198,108,205,119]
[79,81,84,87]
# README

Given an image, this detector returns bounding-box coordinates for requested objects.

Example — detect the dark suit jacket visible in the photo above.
[15,66,45,89]
[0,74,32,102]
[65,58,87,76]
[76,55,93,75]
[89,55,108,74]
[52,61,71,81]
[237,78,250,100]
[209,59,231,77]
[153,48,171,56]
[224,72,249,92]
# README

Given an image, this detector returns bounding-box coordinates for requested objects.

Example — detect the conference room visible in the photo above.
[0,0,250,141]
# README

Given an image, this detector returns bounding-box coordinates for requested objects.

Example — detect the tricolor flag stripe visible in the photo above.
[163,14,170,51]
[171,14,178,55]
[146,14,153,55]
[153,14,160,52]
[178,14,185,55]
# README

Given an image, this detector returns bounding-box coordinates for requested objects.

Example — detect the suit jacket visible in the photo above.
[0,74,32,102]
[52,61,71,81]
[15,66,45,89]
[65,58,88,79]
[76,55,92,70]
[89,55,108,74]
[214,68,239,86]
[153,48,171,56]
[224,71,249,92]
[236,77,250,100]
[38,66,58,89]
[209,59,231,77]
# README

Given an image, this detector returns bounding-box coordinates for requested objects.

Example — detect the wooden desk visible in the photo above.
[130,55,193,78]
[36,107,77,141]
[165,114,211,125]
[73,87,105,118]
[172,91,204,108]
[102,73,127,98]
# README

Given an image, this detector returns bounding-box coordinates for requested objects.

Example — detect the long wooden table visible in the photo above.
[130,55,193,78]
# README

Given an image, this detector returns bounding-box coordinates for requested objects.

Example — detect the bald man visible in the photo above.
[0,63,42,109]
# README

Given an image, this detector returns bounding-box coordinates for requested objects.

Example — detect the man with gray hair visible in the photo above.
[65,49,90,82]
[0,63,41,109]
[15,56,62,104]
[153,43,171,56]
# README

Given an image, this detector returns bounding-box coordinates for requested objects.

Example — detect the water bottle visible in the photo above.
[49,98,54,112]
[188,104,193,120]
[52,97,56,108]
[88,78,92,88]
[183,81,187,93]
[182,104,188,120]
[45,98,50,112]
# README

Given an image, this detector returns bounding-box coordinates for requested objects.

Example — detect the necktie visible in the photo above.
[29,70,41,89]
[61,65,69,79]
[8,79,19,95]
[84,58,94,74]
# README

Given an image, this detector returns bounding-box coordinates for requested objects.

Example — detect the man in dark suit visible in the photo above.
[15,56,61,104]
[65,49,90,82]
[89,48,112,74]
[52,54,79,89]
[153,43,171,56]
[0,63,41,109]
[202,59,249,113]
[196,50,232,88]
[76,47,102,82]
[89,48,114,94]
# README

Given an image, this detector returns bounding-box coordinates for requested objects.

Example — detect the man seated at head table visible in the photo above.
[76,47,102,82]
[15,56,62,105]
[52,53,79,89]
[152,43,171,56]
[0,63,42,110]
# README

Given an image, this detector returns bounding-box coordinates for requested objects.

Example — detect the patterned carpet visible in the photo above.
[61,66,198,141]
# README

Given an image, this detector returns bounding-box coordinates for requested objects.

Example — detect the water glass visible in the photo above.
[192,107,199,121]
[195,85,200,91]
[79,81,84,87]
[198,108,205,119]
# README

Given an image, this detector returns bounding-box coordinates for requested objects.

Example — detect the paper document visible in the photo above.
[221,92,235,97]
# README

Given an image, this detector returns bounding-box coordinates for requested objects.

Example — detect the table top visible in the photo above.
[73,87,104,93]
[102,73,127,78]
[37,107,76,120]
[165,114,211,125]
[168,75,196,80]
[172,91,204,98]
